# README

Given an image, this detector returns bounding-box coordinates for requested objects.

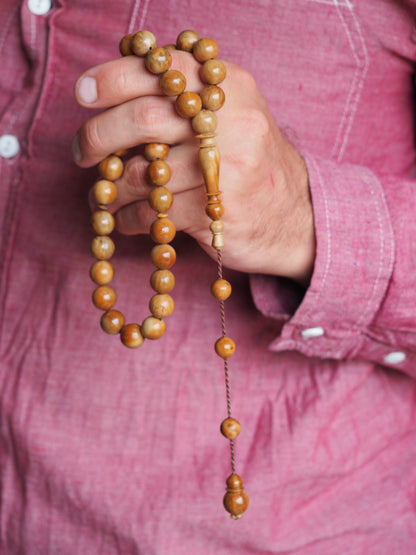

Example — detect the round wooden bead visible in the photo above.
[160,70,186,96]
[98,155,124,181]
[145,47,172,74]
[119,33,133,56]
[90,260,114,285]
[175,92,202,118]
[92,285,117,310]
[149,187,173,212]
[91,236,115,260]
[220,417,241,439]
[193,38,219,62]
[144,143,170,161]
[149,294,174,319]
[223,474,249,519]
[91,210,115,235]
[130,30,157,57]
[176,30,200,52]
[215,336,236,359]
[93,179,118,206]
[163,43,177,51]
[121,323,144,348]
[146,160,171,186]
[150,269,175,293]
[211,279,232,301]
[150,218,176,244]
[200,85,225,111]
[191,109,218,135]
[151,244,176,268]
[206,203,224,221]
[141,316,166,339]
[113,149,129,157]
[200,59,226,85]
[101,309,125,334]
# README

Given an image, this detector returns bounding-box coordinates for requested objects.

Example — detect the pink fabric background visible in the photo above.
[1,0,416,552]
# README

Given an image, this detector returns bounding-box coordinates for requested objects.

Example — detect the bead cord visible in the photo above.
[89,29,248,519]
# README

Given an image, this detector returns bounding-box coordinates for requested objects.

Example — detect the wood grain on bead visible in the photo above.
[200,59,226,85]
[150,218,176,244]
[130,30,157,57]
[220,417,241,439]
[101,309,125,334]
[98,155,124,181]
[151,244,176,268]
[90,260,114,285]
[192,110,217,135]
[200,85,225,111]
[176,29,200,52]
[215,336,235,359]
[199,145,220,195]
[193,38,219,62]
[144,143,170,161]
[92,285,117,310]
[91,210,115,235]
[121,323,144,348]
[211,279,232,301]
[150,269,175,293]
[93,179,118,207]
[223,474,249,519]
[91,236,115,260]
[175,92,202,118]
[146,160,171,186]
[149,187,173,212]
[141,316,166,339]
[160,70,186,96]
[119,33,134,56]
[145,47,172,74]
[149,294,174,319]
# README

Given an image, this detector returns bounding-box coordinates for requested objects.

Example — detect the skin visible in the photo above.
[73,50,316,286]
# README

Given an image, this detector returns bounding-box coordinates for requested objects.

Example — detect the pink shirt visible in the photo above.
[1,0,416,552]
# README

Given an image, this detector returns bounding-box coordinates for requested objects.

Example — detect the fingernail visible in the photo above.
[72,135,82,162]
[77,76,97,104]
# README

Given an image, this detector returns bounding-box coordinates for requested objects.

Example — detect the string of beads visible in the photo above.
[89,29,248,519]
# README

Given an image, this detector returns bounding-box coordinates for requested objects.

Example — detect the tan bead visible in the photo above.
[92,285,117,310]
[149,294,174,319]
[119,34,133,56]
[144,143,170,161]
[176,30,200,52]
[215,336,236,359]
[90,260,114,285]
[145,47,172,74]
[193,38,219,62]
[206,203,224,221]
[146,160,171,186]
[220,417,241,439]
[160,70,187,96]
[101,309,125,334]
[120,323,144,348]
[200,59,226,85]
[151,244,176,269]
[200,85,225,111]
[163,43,177,51]
[91,236,115,260]
[91,210,115,235]
[141,316,166,339]
[92,179,118,207]
[210,220,225,250]
[211,279,232,301]
[149,187,173,213]
[112,149,129,157]
[150,218,176,244]
[175,92,202,118]
[98,155,124,181]
[223,474,249,519]
[130,30,157,57]
[150,269,175,293]
[192,110,217,135]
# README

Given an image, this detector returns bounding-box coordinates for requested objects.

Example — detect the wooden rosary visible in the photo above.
[89,30,249,519]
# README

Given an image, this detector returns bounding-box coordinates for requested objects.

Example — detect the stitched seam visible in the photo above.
[128,0,142,34]
[0,4,19,57]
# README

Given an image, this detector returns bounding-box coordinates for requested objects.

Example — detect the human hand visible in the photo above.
[73,47,316,285]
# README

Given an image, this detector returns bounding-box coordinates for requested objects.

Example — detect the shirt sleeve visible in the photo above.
[250,151,416,377]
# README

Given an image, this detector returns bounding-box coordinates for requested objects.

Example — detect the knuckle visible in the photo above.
[133,96,171,136]
[80,118,103,155]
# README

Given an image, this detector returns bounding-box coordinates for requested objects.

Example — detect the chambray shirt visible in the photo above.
[1,0,416,553]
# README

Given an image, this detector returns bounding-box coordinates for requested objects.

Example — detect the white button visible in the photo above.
[301,327,324,339]
[28,0,52,15]
[383,351,406,365]
[0,135,20,158]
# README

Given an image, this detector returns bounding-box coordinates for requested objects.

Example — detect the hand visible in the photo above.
[73,49,316,285]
